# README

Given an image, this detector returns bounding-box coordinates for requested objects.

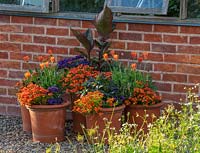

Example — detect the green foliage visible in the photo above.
[188,0,200,18]
[167,0,180,17]
[111,61,155,99]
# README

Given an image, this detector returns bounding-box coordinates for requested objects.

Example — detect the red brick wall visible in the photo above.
[0,15,200,116]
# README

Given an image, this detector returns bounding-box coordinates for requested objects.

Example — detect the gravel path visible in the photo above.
[0,115,83,153]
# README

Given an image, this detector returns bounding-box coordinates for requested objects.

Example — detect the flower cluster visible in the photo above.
[73,91,104,114]
[124,85,161,106]
[16,51,65,106]
[62,64,99,94]
[57,55,89,69]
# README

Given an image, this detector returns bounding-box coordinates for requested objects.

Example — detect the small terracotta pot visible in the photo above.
[126,102,164,133]
[73,104,125,135]
[26,101,70,143]
[20,105,32,133]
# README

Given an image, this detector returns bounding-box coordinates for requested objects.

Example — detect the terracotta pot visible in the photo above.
[26,101,70,143]
[73,104,125,135]
[20,105,32,133]
[126,102,164,133]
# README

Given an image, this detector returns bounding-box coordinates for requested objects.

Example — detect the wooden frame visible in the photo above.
[180,0,188,19]
[0,0,50,13]
[105,0,170,15]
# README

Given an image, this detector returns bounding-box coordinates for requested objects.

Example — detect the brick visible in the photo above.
[119,32,142,41]
[23,26,44,34]
[178,46,200,54]
[148,53,163,62]
[57,38,80,46]
[0,52,8,59]
[190,55,200,64]
[8,88,18,96]
[154,25,178,33]
[164,54,189,63]
[0,34,8,41]
[35,18,57,26]
[7,105,20,116]
[22,62,38,70]
[144,34,162,42]
[0,88,6,94]
[0,79,18,86]
[0,70,7,78]
[10,52,30,61]
[116,23,127,30]
[34,36,56,45]
[149,73,161,80]
[23,44,44,53]
[127,42,150,51]
[110,32,118,39]
[82,21,94,28]
[9,71,24,79]
[110,41,125,49]
[154,82,172,92]
[0,105,6,115]
[0,61,20,69]
[10,34,32,43]
[0,15,10,23]
[46,46,68,55]
[163,35,187,43]
[0,97,17,104]
[0,42,21,52]
[177,65,200,74]
[163,74,187,82]
[154,63,176,72]
[46,27,69,36]
[188,75,200,84]
[152,44,176,53]
[11,16,33,24]
[58,19,81,27]
[181,26,200,34]
[0,25,21,32]
[190,36,200,44]
[128,23,152,32]
[161,93,186,103]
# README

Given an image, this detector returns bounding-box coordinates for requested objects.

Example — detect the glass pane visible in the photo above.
[60,0,105,13]
[167,0,180,17]
[188,0,200,18]
[0,0,43,7]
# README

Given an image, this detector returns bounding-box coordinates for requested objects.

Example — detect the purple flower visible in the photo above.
[48,86,59,93]
[47,98,63,105]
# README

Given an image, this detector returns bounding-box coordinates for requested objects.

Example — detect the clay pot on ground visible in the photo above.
[26,101,70,143]
[125,102,164,133]
[20,105,32,133]
[73,104,125,136]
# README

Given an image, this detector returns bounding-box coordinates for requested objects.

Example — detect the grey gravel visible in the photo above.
[0,115,86,153]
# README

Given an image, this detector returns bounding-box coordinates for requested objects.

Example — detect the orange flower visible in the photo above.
[23,56,30,62]
[113,54,119,61]
[138,57,143,63]
[131,52,137,59]
[40,63,45,69]
[131,63,137,70]
[103,53,108,61]
[48,49,53,55]
[50,56,55,63]
[45,62,49,67]
[142,52,149,60]
[110,50,115,56]
[24,71,31,78]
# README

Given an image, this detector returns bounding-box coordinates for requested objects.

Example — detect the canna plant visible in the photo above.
[70,5,115,71]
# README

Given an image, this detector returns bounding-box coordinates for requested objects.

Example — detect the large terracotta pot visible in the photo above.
[126,102,164,133]
[26,101,70,143]
[73,104,125,135]
[20,105,32,133]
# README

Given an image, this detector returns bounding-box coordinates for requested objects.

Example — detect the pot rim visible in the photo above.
[26,101,70,110]
[99,104,125,112]
[128,102,164,109]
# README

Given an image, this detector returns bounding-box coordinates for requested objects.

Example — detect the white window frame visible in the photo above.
[104,0,170,15]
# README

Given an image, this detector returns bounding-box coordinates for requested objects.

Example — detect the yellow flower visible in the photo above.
[76,134,84,142]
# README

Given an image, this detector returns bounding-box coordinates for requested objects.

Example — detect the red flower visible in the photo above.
[138,57,143,63]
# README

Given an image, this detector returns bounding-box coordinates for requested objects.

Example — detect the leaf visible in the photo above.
[74,48,88,58]
[93,5,115,38]
[71,28,94,52]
